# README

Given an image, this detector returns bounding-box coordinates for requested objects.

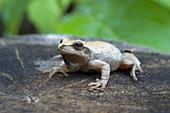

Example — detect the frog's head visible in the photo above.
[57,38,91,58]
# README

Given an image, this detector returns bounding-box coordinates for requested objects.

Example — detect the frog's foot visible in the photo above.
[88,79,108,92]
[120,52,144,82]
[130,63,143,82]
[136,63,144,74]
[42,66,69,78]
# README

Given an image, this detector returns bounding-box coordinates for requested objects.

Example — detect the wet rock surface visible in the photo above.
[0,34,170,113]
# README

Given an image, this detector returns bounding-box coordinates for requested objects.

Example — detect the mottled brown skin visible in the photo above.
[42,38,143,91]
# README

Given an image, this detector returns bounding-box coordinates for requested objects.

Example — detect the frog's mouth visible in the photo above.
[57,46,91,59]
[57,46,81,55]
[57,45,71,54]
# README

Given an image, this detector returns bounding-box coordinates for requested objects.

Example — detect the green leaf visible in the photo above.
[56,0,121,39]
[56,0,170,53]
[27,0,71,33]
[57,0,72,13]
[0,0,9,11]
[1,0,29,35]
[56,14,120,40]
[112,0,170,53]
[151,0,170,10]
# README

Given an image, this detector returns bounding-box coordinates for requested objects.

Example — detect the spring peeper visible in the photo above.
[43,38,143,92]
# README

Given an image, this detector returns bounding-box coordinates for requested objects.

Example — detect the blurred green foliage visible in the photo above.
[0,0,170,53]
[0,92,5,95]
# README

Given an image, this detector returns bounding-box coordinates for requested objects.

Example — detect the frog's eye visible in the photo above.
[73,41,84,50]
[60,39,63,43]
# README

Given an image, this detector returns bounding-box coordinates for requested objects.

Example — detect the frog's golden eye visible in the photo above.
[73,41,84,50]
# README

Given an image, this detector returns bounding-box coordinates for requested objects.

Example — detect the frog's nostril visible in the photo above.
[60,39,63,43]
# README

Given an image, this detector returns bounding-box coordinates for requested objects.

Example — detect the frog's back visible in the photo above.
[86,41,122,71]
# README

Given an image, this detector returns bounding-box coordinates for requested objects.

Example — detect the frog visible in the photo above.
[42,38,143,92]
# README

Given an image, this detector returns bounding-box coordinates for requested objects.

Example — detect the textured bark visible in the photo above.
[0,34,169,113]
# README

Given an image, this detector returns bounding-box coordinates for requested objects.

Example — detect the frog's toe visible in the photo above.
[88,79,107,92]
[89,86,98,91]
[88,82,97,86]
[42,69,51,73]
[130,69,138,82]
[48,68,61,78]
[88,85,106,92]
[48,74,54,78]
[99,87,105,92]
[42,67,59,78]
[88,82,100,91]
[136,63,144,74]
[47,71,56,78]
[138,67,144,74]
[89,86,95,91]
[42,69,55,78]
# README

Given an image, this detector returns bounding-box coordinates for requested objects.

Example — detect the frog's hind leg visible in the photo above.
[119,51,143,82]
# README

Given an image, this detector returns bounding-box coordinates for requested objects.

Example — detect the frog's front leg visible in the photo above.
[42,64,69,78]
[88,60,110,92]
[119,51,143,82]
[51,54,62,60]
